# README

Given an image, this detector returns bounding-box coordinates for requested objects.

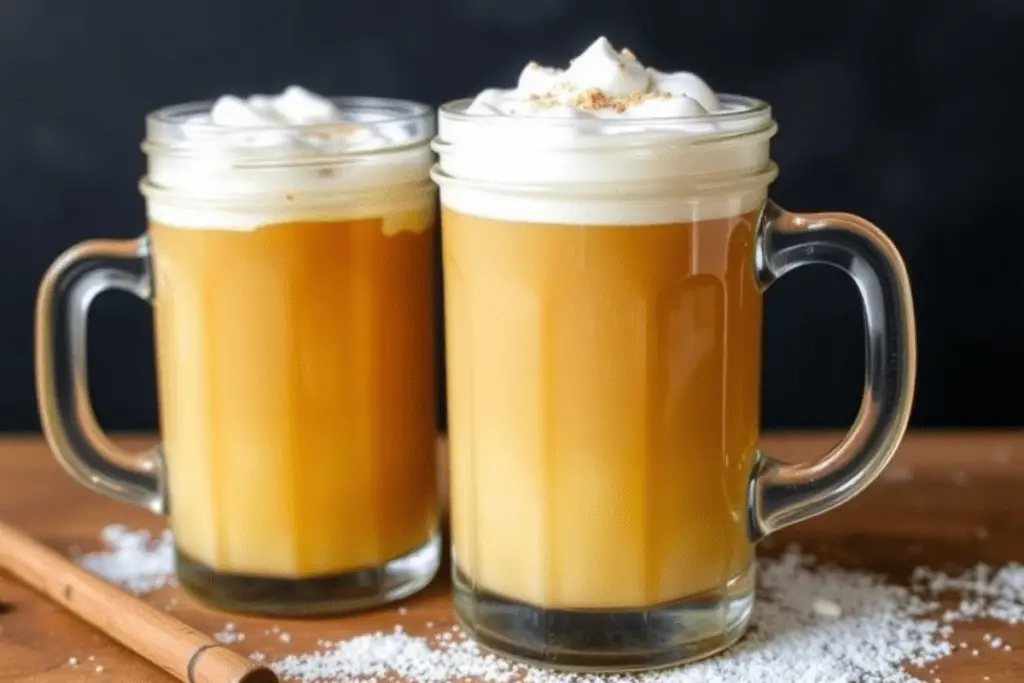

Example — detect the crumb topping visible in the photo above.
[516,44,673,114]
[526,86,670,114]
[570,87,670,113]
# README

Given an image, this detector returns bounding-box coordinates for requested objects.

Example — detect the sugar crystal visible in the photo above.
[76,525,173,594]
[215,623,245,644]
[273,548,954,683]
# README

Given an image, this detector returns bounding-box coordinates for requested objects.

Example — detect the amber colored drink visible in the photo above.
[149,212,436,578]
[443,207,761,610]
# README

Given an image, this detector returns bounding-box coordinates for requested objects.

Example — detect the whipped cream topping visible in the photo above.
[144,87,435,232]
[209,86,343,127]
[435,39,777,225]
[178,86,410,152]
[466,37,720,119]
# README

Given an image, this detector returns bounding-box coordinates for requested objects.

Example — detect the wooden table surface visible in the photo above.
[1,431,1023,682]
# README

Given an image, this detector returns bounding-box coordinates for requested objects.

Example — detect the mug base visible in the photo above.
[175,531,441,616]
[452,563,754,672]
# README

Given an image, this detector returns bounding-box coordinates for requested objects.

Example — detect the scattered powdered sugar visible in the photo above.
[913,562,1024,625]
[71,526,1024,682]
[810,597,843,619]
[215,622,246,644]
[76,525,174,594]
[275,630,506,683]
[273,550,1024,683]
[272,548,955,683]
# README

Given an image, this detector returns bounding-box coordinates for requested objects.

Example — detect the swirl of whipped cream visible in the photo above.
[209,86,343,126]
[465,37,720,119]
[144,87,435,232]
[436,39,777,224]
[178,85,411,151]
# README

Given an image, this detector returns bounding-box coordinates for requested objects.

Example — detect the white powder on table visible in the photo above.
[76,524,174,594]
[215,622,246,644]
[273,548,1024,683]
[71,526,1024,681]
[913,562,1024,625]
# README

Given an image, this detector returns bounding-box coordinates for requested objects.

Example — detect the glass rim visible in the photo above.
[429,161,779,196]
[145,95,434,139]
[437,93,771,127]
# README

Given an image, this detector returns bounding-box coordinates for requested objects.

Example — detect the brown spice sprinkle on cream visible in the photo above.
[520,47,669,114]
[570,87,669,114]
[526,92,560,109]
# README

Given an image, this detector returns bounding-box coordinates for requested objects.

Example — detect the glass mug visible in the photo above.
[432,95,915,670]
[35,97,441,615]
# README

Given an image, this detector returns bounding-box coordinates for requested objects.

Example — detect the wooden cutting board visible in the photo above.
[1,432,1023,682]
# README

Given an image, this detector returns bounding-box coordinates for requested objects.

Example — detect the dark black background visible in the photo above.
[1,0,1021,432]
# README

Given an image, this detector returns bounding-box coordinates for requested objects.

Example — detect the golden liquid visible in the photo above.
[443,207,762,610]
[149,214,437,577]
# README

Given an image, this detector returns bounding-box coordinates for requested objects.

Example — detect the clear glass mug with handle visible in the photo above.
[432,93,916,670]
[35,94,441,615]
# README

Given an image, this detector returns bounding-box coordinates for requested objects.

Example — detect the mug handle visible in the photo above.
[748,200,917,540]
[35,236,166,515]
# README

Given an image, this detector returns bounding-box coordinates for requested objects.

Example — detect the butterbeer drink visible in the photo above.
[432,38,916,670]
[36,87,441,615]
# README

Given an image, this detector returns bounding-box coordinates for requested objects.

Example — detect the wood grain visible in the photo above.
[0,521,276,683]
[1,432,1023,682]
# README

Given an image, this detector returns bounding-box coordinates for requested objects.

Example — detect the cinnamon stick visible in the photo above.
[0,520,278,683]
